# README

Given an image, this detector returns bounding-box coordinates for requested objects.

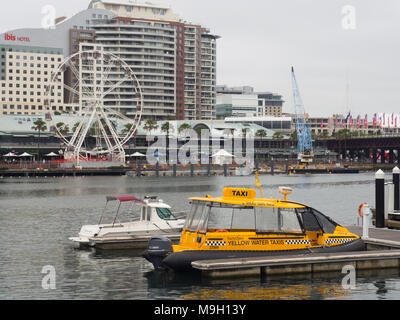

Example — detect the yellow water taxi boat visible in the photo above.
[143,186,364,271]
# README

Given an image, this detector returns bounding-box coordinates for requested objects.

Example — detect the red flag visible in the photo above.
[320,120,323,129]
[356,115,360,129]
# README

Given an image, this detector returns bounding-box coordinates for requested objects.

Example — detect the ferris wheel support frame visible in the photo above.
[46,49,143,166]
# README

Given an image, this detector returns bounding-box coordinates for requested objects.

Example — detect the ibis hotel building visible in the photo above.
[0,0,219,120]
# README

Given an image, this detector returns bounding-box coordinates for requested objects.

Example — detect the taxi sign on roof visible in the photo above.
[223,188,256,199]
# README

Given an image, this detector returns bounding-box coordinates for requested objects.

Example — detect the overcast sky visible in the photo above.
[1,0,399,117]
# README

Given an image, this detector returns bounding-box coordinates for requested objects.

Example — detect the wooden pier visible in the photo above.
[191,226,400,278]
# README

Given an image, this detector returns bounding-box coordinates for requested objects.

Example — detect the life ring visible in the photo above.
[216,229,228,233]
[358,203,367,217]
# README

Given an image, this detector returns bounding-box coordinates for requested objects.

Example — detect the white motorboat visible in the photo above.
[69,195,185,249]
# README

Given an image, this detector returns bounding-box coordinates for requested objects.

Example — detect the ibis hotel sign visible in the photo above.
[4,33,30,43]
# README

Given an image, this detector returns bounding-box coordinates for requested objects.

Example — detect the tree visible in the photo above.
[143,119,159,135]
[178,123,192,134]
[161,121,172,138]
[72,122,81,133]
[122,123,133,135]
[56,122,70,136]
[32,119,47,162]
[273,131,284,139]
[289,131,298,141]
[143,119,159,147]
[255,129,267,139]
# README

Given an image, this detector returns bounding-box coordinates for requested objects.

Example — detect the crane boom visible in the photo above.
[291,67,314,163]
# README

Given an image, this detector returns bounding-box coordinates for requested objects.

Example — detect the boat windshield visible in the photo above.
[156,207,177,221]
[185,201,304,234]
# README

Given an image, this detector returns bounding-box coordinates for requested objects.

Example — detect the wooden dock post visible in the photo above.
[393,166,400,211]
[271,157,274,176]
[285,159,289,175]
[155,161,159,177]
[376,169,385,228]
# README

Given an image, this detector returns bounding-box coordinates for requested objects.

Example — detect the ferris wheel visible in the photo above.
[44,49,143,164]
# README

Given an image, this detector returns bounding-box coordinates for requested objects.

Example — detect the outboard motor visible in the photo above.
[142,236,172,271]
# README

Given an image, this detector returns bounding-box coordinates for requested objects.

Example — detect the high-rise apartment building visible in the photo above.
[0,1,219,120]
[89,0,218,120]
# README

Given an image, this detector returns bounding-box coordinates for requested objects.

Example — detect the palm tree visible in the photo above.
[256,129,267,150]
[255,129,267,139]
[32,119,47,162]
[273,131,284,139]
[143,119,159,135]
[161,122,173,160]
[72,122,81,133]
[143,119,159,147]
[161,121,172,138]
[178,123,192,134]
[56,122,70,136]
[122,123,133,135]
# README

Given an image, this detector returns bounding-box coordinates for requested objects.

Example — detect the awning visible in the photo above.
[128,152,146,157]
[19,152,33,157]
[106,195,145,203]
[212,149,234,157]
[45,152,58,157]
[3,152,16,157]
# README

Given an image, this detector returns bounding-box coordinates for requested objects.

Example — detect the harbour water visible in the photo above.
[1,172,400,300]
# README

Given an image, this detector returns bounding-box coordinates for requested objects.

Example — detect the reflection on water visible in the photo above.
[1,173,400,300]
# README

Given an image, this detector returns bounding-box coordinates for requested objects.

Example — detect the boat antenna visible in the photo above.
[254,170,264,198]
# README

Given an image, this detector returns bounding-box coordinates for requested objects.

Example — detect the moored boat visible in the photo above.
[143,187,365,271]
[69,195,185,249]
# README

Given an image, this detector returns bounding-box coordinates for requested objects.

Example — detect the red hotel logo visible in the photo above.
[4,33,30,42]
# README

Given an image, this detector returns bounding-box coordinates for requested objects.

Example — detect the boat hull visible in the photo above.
[146,238,365,272]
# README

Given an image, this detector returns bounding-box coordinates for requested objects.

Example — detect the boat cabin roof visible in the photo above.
[189,188,306,209]
[106,195,172,209]
[106,195,145,203]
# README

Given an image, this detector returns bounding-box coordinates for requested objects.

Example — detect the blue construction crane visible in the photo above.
[291,67,314,163]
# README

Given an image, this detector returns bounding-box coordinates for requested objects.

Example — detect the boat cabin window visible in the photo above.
[156,207,177,221]
[186,201,305,234]
[141,206,152,221]
[184,201,206,230]
[207,203,255,231]
[297,207,338,234]
[141,207,146,221]
[255,207,303,234]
